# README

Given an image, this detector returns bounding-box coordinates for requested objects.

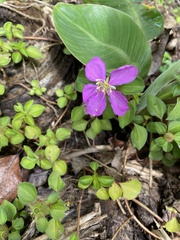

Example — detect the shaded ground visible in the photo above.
[0,0,180,239]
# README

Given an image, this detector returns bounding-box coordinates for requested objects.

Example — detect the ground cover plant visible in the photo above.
[0,0,180,239]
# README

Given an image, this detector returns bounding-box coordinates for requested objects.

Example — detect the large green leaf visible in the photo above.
[82,0,164,40]
[53,3,151,78]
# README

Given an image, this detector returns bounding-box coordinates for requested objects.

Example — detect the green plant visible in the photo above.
[55,84,77,108]
[78,162,142,200]
[17,182,68,239]
[29,80,47,96]
[0,21,43,66]
[0,0,179,239]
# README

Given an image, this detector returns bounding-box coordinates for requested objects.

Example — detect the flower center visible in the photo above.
[96,78,115,94]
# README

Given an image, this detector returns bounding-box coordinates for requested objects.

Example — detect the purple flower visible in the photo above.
[82,56,138,117]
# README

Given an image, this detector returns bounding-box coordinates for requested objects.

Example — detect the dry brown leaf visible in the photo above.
[0,154,22,203]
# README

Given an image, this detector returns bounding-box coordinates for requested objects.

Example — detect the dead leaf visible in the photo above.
[0,154,22,203]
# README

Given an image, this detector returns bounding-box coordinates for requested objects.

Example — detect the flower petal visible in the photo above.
[108,90,129,116]
[85,91,106,116]
[109,65,138,86]
[82,84,97,103]
[85,56,106,82]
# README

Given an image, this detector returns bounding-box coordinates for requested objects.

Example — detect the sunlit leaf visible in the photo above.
[53,3,151,78]
[120,179,142,200]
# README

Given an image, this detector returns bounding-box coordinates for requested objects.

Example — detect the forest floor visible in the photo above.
[0,0,180,239]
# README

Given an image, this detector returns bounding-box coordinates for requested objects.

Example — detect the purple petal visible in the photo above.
[82,84,97,103]
[108,90,129,116]
[85,91,106,116]
[109,65,138,86]
[85,56,106,82]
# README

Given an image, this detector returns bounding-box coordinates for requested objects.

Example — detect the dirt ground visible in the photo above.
[0,0,180,239]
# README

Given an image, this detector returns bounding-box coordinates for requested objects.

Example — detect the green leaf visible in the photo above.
[12,51,22,64]
[53,160,67,176]
[71,106,85,121]
[90,162,99,172]
[98,176,114,187]
[12,29,23,39]
[10,132,25,145]
[101,119,112,130]
[56,127,71,141]
[12,218,24,230]
[50,203,68,219]
[55,89,64,97]
[82,0,163,40]
[167,98,180,121]
[147,95,166,119]
[0,52,11,66]
[26,46,43,59]
[118,101,136,128]
[72,119,88,131]
[162,153,177,167]
[1,200,17,221]
[0,136,8,148]
[149,150,163,161]
[86,128,97,140]
[40,159,52,170]
[28,104,45,117]
[130,123,147,150]
[0,116,10,127]
[23,116,34,127]
[96,187,109,200]
[20,157,37,169]
[45,145,60,162]
[8,231,21,240]
[24,99,34,111]
[57,96,68,108]
[133,115,144,125]
[0,207,7,225]
[18,182,37,204]
[46,192,59,204]
[102,101,115,119]
[146,122,167,134]
[137,61,180,113]
[168,121,180,134]
[64,84,74,95]
[36,217,48,233]
[120,179,142,200]
[75,69,91,92]
[0,83,5,95]
[25,125,41,139]
[48,172,65,191]
[78,175,93,189]
[162,141,173,152]
[53,3,151,78]
[45,219,60,240]
[108,182,123,201]
[150,140,161,152]
[119,77,144,94]
[165,217,180,233]
[13,198,24,211]
[69,232,79,240]
[91,118,102,134]
[174,132,180,146]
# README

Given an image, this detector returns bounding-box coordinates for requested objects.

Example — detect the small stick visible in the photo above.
[132,198,164,223]
[52,100,71,129]
[111,215,133,240]
[76,189,84,236]
[124,199,162,240]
